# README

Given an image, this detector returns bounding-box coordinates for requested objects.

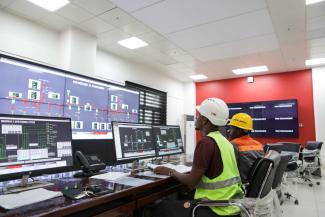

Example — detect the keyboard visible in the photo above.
[147,163,192,173]
[5,181,54,194]
[137,171,169,179]
[0,188,63,210]
[90,171,129,181]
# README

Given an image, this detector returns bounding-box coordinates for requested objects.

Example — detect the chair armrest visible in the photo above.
[184,199,231,208]
[302,149,319,155]
[184,199,250,217]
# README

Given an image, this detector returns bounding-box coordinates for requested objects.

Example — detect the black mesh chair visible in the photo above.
[272,154,295,205]
[300,141,323,186]
[264,143,283,154]
[185,151,280,217]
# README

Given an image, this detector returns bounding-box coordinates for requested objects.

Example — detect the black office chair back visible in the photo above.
[264,143,283,153]
[305,141,323,150]
[280,142,301,153]
[272,154,291,189]
[246,150,280,198]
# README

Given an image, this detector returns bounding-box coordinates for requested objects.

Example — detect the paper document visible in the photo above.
[0,188,63,210]
[147,163,192,173]
[112,176,153,187]
[91,172,130,181]
[137,171,169,179]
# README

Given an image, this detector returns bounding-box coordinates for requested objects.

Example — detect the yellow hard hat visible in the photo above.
[228,113,253,131]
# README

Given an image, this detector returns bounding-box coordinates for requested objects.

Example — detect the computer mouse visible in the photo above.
[88,185,101,193]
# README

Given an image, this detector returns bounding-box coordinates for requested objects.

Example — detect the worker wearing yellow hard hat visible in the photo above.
[227,113,264,183]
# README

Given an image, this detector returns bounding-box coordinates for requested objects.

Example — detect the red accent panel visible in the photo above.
[196,70,316,146]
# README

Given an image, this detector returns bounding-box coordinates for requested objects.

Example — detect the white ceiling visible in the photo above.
[1,0,325,82]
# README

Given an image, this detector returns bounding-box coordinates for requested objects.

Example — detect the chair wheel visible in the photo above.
[309,183,313,187]
[294,200,299,205]
[317,182,320,185]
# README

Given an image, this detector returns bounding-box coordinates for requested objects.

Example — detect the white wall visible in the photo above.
[95,50,193,126]
[0,10,196,132]
[0,11,60,66]
[312,67,325,162]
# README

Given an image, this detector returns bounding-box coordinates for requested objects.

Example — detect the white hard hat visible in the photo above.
[196,98,229,126]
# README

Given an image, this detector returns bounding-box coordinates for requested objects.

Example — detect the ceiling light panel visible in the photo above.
[118,37,148,49]
[27,0,69,12]
[305,58,325,66]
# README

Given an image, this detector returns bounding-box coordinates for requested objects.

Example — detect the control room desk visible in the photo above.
[0,172,188,217]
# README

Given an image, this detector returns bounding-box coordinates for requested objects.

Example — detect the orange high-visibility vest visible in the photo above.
[231,135,263,152]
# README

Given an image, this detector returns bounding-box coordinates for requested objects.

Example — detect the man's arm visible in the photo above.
[154,166,205,189]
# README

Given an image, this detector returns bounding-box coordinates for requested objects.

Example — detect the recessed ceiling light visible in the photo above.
[189,74,208,80]
[306,0,325,5]
[305,58,325,66]
[232,66,268,75]
[27,0,70,12]
[117,37,148,49]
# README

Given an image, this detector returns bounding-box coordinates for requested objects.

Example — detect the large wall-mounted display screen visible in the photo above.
[0,55,139,139]
[228,99,298,138]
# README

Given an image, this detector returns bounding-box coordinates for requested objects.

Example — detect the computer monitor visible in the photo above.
[152,125,184,156]
[112,122,156,162]
[0,114,73,181]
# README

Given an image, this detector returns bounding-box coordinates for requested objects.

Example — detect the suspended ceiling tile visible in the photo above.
[307,27,325,40]
[6,0,49,21]
[39,14,74,31]
[267,0,305,33]
[166,9,274,50]
[101,43,138,59]
[155,54,178,65]
[239,53,263,66]
[98,28,131,46]
[189,34,279,62]
[281,43,307,70]
[172,54,196,63]
[56,3,93,23]
[71,0,115,16]
[132,0,266,34]
[137,31,165,43]
[195,59,227,74]
[259,49,286,69]
[78,17,115,35]
[99,8,135,27]
[0,0,14,8]
[306,1,325,19]
[121,21,152,36]
[110,0,162,13]
[164,48,188,58]
[307,15,325,31]
[150,39,177,52]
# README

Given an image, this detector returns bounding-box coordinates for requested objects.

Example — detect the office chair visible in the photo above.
[272,154,294,205]
[264,143,283,154]
[300,141,323,186]
[185,151,280,217]
[275,142,301,204]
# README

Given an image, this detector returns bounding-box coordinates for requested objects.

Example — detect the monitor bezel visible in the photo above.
[111,121,157,164]
[0,113,75,181]
[152,124,184,157]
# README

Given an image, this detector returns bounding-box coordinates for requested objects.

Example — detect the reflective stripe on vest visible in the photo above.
[197,176,241,190]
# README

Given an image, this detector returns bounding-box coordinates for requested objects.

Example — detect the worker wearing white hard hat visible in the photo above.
[153,98,243,217]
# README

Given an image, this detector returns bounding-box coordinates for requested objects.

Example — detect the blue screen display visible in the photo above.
[228,99,298,138]
[0,56,139,139]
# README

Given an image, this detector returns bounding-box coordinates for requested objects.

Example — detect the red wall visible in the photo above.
[196,70,316,146]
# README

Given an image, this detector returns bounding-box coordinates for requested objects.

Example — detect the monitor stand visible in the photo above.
[4,175,54,194]
[165,155,180,164]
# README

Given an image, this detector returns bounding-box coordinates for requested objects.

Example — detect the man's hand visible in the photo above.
[154,166,172,176]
